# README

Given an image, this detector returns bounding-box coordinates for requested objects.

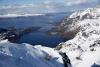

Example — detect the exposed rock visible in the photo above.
[0,28,19,42]
[0,26,41,42]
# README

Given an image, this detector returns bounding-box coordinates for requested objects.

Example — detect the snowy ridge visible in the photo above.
[0,40,63,67]
[0,14,45,18]
[56,7,100,67]
[69,7,100,19]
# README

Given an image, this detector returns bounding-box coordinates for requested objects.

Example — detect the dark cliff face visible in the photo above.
[49,15,80,40]
[49,8,100,40]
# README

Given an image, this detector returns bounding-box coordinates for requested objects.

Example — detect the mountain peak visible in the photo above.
[70,7,100,20]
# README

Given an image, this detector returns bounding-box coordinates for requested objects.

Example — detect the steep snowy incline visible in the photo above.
[55,7,100,67]
[51,7,100,39]
[0,40,64,67]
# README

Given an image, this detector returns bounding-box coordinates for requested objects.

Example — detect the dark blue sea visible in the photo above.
[0,12,72,47]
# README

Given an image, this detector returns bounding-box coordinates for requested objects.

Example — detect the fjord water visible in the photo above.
[0,12,71,47]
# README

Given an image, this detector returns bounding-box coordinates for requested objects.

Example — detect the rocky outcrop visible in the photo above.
[0,28,20,42]
[49,12,81,39]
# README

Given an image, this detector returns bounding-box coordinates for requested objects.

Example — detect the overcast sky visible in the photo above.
[0,0,100,13]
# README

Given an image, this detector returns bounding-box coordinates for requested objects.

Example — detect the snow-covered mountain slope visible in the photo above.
[55,7,100,67]
[51,7,100,39]
[0,40,64,67]
[69,7,100,19]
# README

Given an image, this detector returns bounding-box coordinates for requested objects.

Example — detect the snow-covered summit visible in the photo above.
[0,40,64,67]
[69,7,100,19]
[55,7,100,67]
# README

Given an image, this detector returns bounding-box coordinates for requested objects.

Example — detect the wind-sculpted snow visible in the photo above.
[0,40,64,67]
[55,7,100,67]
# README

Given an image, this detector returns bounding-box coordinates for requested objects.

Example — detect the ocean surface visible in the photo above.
[0,12,72,47]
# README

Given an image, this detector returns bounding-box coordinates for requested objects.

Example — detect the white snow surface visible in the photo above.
[69,7,100,19]
[58,7,100,67]
[0,40,64,67]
